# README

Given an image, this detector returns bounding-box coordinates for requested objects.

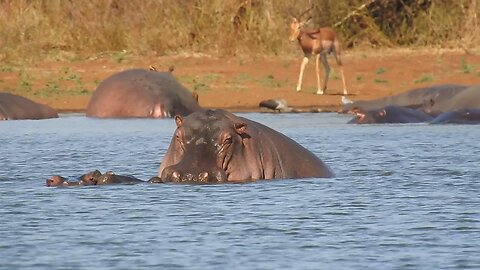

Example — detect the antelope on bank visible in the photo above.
[290,6,348,95]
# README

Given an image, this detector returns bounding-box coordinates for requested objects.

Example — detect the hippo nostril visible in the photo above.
[172,171,181,181]
[198,172,209,182]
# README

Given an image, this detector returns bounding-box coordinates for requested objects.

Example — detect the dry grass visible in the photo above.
[0,0,478,62]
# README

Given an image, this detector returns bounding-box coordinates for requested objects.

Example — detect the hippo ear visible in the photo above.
[378,109,386,117]
[234,122,247,135]
[191,91,199,102]
[349,107,360,114]
[175,115,184,127]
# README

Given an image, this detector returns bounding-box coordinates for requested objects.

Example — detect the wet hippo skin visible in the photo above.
[86,69,201,118]
[159,109,334,183]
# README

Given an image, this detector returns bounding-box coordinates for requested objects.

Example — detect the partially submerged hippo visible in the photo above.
[347,105,433,124]
[430,109,480,124]
[425,85,480,115]
[342,84,468,113]
[46,170,144,187]
[78,169,102,185]
[94,171,144,185]
[46,174,97,187]
[0,92,58,120]
[86,69,201,118]
[159,109,333,183]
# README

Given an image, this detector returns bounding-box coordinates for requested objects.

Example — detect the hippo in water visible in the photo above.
[46,170,144,187]
[78,170,102,185]
[158,109,333,183]
[430,109,480,124]
[342,84,468,113]
[93,171,144,185]
[0,92,58,120]
[424,85,480,116]
[86,68,201,118]
[347,105,433,124]
[46,175,97,187]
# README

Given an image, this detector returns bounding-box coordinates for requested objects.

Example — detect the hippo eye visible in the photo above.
[223,136,233,144]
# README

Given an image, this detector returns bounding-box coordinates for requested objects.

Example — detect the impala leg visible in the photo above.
[320,53,330,94]
[296,56,309,92]
[333,50,348,95]
[315,54,324,95]
[339,67,347,95]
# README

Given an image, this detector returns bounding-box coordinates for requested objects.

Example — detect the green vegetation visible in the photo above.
[258,75,281,88]
[178,73,223,92]
[373,78,389,84]
[0,0,478,62]
[231,73,254,84]
[227,73,255,92]
[375,67,387,74]
[356,75,364,82]
[329,69,341,80]
[111,50,130,64]
[413,74,435,84]
[1,65,14,72]
[460,58,475,74]
[3,65,96,97]
[17,70,34,92]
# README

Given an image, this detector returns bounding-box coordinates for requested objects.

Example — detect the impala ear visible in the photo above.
[234,122,247,135]
[174,115,183,127]
[302,17,312,26]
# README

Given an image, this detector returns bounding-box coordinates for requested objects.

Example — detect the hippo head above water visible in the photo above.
[160,110,242,183]
[46,175,69,187]
[348,105,434,124]
[159,109,333,183]
[78,170,102,185]
[348,107,388,124]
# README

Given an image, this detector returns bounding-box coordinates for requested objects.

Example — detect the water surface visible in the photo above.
[0,113,479,269]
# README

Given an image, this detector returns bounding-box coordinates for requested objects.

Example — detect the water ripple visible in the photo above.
[0,114,479,269]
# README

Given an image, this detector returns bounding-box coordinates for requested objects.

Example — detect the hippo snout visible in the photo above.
[161,166,227,183]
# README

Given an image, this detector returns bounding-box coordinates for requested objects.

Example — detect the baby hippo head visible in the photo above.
[46,175,68,187]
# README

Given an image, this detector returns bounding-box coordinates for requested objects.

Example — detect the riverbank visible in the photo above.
[1,48,479,113]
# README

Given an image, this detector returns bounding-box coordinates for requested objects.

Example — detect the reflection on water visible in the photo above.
[0,113,479,269]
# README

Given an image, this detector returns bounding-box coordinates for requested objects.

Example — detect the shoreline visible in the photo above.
[2,49,479,115]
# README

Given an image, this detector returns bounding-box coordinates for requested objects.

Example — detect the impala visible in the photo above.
[290,6,348,95]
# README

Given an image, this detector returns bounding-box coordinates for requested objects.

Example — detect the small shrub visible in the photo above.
[1,65,14,72]
[414,74,434,84]
[375,67,387,74]
[258,75,281,88]
[373,78,388,84]
[460,58,475,74]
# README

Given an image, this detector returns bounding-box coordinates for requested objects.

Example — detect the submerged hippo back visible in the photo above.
[0,92,58,120]
[344,84,468,112]
[427,85,480,115]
